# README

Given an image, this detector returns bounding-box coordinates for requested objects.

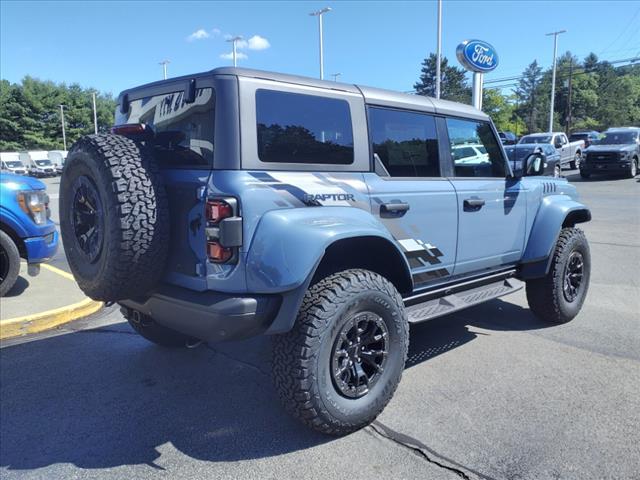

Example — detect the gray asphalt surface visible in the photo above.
[1,170,639,479]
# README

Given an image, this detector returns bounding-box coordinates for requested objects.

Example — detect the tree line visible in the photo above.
[414,52,640,134]
[0,77,117,151]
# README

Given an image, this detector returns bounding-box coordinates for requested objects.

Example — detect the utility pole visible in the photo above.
[92,92,98,135]
[331,72,342,82]
[435,0,442,99]
[310,7,331,80]
[546,29,566,132]
[159,59,170,80]
[226,36,243,67]
[59,105,67,151]
[566,59,573,135]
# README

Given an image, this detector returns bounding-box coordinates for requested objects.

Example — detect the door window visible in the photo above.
[369,107,440,177]
[446,118,506,178]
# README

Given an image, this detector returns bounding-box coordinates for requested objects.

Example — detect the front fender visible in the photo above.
[522,196,591,264]
[246,207,409,293]
[0,207,30,239]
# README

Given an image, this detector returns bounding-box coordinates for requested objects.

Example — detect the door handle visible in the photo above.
[463,198,485,211]
[380,202,410,218]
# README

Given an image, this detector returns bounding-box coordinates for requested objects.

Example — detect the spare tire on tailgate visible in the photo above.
[60,134,169,302]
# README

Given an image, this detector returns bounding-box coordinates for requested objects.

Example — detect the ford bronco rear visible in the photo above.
[59,68,591,435]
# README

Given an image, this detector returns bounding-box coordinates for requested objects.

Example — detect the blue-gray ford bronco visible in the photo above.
[59,68,592,435]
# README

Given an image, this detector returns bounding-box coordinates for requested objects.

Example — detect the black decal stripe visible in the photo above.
[248,172,319,206]
[412,268,450,284]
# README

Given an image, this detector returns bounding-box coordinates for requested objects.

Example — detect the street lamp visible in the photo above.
[159,59,170,80]
[435,0,442,99]
[309,7,331,80]
[59,105,67,151]
[546,29,566,132]
[331,72,342,82]
[226,36,243,67]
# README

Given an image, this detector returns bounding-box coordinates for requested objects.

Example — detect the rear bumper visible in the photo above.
[119,284,282,342]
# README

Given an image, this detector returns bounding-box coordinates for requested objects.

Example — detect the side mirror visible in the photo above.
[525,153,546,176]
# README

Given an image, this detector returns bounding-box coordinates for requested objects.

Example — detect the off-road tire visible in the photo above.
[272,269,409,435]
[526,228,590,324]
[122,307,193,347]
[0,231,20,297]
[60,134,169,302]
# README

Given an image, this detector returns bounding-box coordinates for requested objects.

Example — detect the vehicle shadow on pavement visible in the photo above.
[3,276,29,298]
[0,299,549,472]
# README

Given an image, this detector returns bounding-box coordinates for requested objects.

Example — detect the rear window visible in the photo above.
[256,89,354,165]
[119,88,215,168]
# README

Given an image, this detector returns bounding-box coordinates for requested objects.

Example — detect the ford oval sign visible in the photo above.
[456,40,499,73]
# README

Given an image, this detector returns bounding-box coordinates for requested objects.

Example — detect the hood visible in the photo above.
[0,173,46,191]
[586,144,636,153]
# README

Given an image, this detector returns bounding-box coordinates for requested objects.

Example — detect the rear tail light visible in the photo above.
[206,200,233,224]
[207,241,233,263]
[205,197,241,263]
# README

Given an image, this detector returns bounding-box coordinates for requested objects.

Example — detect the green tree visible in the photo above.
[515,60,543,133]
[482,88,513,131]
[414,53,471,103]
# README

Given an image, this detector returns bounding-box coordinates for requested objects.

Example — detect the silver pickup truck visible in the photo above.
[518,132,584,169]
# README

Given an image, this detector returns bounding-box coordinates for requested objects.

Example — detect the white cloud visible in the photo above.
[246,35,270,50]
[187,29,210,41]
[212,28,221,36]
[219,52,248,60]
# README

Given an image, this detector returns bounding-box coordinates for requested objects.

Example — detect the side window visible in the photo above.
[446,117,506,178]
[123,88,215,168]
[256,89,354,165]
[369,107,440,177]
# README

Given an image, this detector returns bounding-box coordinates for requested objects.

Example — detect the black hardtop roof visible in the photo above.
[118,67,487,120]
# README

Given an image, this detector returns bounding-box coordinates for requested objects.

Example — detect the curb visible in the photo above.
[0,263,103,340]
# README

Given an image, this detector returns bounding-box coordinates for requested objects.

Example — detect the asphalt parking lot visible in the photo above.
[1,171,639,480]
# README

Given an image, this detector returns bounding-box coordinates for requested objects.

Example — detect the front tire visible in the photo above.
[0,231,21,297]
[626,158,638,178]
[272,269,409,435]
[526,228,590,324]
[580,171,591,179]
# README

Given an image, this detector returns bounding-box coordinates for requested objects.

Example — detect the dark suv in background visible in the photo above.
[570,131,600,149]
[580,127,639,179]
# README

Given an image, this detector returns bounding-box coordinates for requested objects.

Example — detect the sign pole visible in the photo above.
[472,72,483,110]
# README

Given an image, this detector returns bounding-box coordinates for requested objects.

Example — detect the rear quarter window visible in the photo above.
[256,89,354,165]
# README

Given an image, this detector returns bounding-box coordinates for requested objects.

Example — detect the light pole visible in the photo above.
[331,72,342,82]
[546,29,566,132]
[226,36,243,67]
[92,92,98,135]
[309,7,331,80]
[59,104,67,151]
[159,59,170,80]
[435,0,442,99]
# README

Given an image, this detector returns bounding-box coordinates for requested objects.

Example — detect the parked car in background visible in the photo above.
[0,173,58,296]
[48,150,68,174]
[19,151,56,177]
[570,131,600,149]
[580,127,640,179]
[498,131,518,145]
[0,152,28,175]
[518,132,584,169]
[504,143,562,177]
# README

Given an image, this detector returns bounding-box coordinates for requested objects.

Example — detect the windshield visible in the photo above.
[5,161,23,168]
[519,135,551,144]
[598,132,638,145]
[35,160,52,166]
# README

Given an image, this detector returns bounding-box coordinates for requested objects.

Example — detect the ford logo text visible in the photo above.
[456,40,499,73]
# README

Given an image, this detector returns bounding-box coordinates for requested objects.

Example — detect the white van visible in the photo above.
[48,150,68,174]
[19,151,56,177]
[0,152,28,175]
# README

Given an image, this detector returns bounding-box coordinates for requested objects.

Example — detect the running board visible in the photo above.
[405,277,523,324]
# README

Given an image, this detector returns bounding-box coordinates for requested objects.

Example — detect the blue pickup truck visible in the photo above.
[59,68,592,435]
[0,173,58,296]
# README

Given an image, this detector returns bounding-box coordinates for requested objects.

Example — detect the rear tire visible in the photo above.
[526,228,590,324]
[272,269,409,435]
[122,307,194,347]
[60,134,169,302]
[0,231,20,297]
[569,152,581,170]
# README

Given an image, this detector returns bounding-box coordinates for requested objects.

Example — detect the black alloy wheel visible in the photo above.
[563,251,584,302]
[70,175,104,264]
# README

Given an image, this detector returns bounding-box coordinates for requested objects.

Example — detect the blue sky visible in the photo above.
[1,1,638,97]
